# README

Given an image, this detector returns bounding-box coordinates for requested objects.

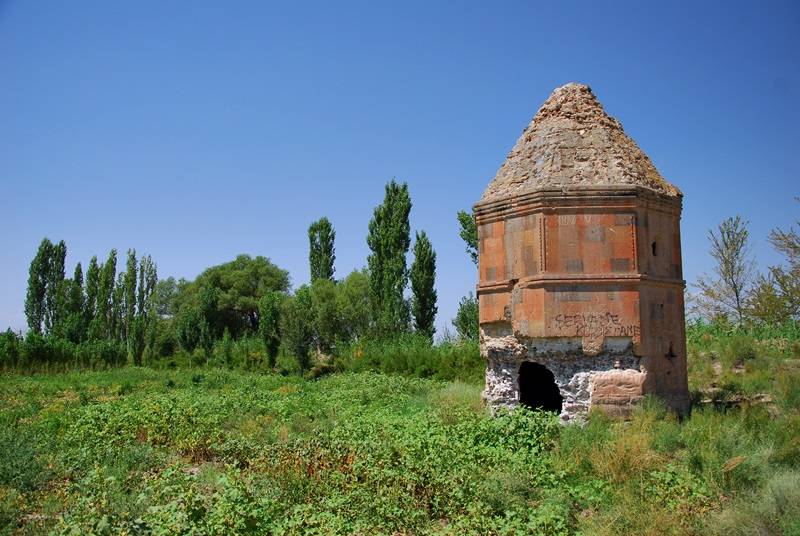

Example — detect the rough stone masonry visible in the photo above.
[475,83,689,422]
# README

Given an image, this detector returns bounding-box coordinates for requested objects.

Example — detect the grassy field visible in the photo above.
[1,330,799,535]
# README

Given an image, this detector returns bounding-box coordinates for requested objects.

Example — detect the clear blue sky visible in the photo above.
[1,0,798,335]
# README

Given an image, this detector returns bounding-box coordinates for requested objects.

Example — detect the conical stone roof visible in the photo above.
[480,83,680,204]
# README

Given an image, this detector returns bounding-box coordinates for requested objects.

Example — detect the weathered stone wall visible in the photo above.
[475,190,689,420]
[481,328,643,422]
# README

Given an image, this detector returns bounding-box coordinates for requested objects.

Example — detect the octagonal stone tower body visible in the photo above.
[476,83,689,421]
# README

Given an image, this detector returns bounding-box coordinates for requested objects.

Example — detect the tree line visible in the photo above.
[3,179,479,372]
[19,239,159,366]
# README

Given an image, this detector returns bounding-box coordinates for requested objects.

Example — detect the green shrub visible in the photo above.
[453,293,479,341]
[336,334,482,383]
[21,332,76,367]
[721,335,758,365]
[0,329,21,367]
[76,339,127,368]
[152,320,178,358]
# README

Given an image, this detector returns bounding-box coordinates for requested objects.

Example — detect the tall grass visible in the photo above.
[686,317,800,346]
[335,333,482,384]
[2,328,484,385]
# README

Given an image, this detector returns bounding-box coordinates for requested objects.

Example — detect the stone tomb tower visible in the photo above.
[476,83,689,421]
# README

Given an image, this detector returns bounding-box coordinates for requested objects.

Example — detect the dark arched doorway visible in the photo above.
[518,361,563,413]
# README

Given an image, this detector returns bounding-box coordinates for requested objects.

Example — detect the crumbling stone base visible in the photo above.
[482,333,644,422]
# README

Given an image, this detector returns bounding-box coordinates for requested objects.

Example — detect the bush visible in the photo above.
[152,319,178,359]
[721,335,758,365]
[0,329,21,367]
[212,329,235,368]
[21,332,76,367]
[76,339,127,368]
[453,293,479,341]
[336,334,482,383]
[280,286,314,370]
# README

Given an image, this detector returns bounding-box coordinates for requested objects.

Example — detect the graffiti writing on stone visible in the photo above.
[553,313,640,338]
[557,214,609,225]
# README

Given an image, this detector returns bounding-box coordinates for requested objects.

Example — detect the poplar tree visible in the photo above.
[111,272,125,340]
[71,263,84,312]
[141,255,158,362]
[130,255,157,365]
[455,209,480,339]
[308,217,336,282]
[367,180,412,336]
[93,249,117,339]
[84,256,100,336]
[62,263,85,342]
[410,231,437,343]
[124,249,137,346]
[258,291,282,368]
[25,238,53,334]
[45,240,67,333]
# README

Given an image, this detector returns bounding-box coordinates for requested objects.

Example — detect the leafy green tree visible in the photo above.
[453,293,479,341]
[694,216,755,324]
[141,256,159,363]
[217,328,234,368]
[70,263,84,317]
[124,249,137,343]
[59,263,86,343]
[176,307,202,352]
[153,277,179,317]
[151,317,177,359]
[25,238,53,334]
[84,256,100,334]
[198,285,220,359]
[128,255,158,365]
[0,329,21,367]
[367,179,412,336]
[176,255,290,338]
[335,270,373,342]
[281,285,314,370]
[91,249,117,339]
[410,231,437,343]
[457,210,479,265]
[455,209,480,342]
[766,201,800,319]
[258,291,282,369]
[748,274,791,325]
[308,217,336,282]
[111,272,125,341]
[310,278,341,355]
[44,240,67,334]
